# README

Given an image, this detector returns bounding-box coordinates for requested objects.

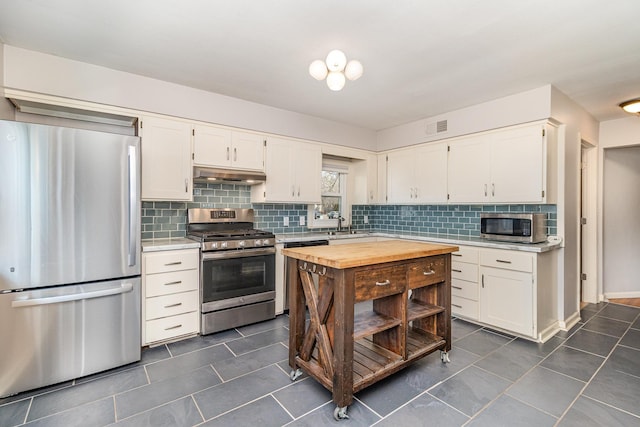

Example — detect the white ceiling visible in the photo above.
[1,0,639,131]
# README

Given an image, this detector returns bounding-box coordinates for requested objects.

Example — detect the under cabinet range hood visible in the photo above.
[193,167,266,185]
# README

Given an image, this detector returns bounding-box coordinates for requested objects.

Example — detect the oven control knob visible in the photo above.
[255,239,262,246]
[238,240,245,247]
[221,241,228,249]
[211,242,218,249]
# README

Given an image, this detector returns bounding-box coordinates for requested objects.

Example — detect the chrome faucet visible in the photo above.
[337,216,344,232]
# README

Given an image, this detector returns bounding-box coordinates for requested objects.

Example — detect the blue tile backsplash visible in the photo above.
[141,183,557,240]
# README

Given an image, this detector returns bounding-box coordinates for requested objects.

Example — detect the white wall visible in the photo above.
[599,117,640,299]
[549,87,599,326]
[2,45,376,150]
[375,86,552,151]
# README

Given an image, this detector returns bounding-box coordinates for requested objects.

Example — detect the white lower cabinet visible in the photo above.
[479,266,533,336]
[450,246,479,320]
[452,246,558,342]
[142,248,200,345]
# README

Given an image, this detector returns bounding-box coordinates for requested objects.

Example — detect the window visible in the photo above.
[307,161,349,228]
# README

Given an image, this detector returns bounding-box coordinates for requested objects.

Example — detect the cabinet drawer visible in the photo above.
[146,290,199,320]
[144,249,199,274]
[354,265,406,302]
[450,246,479,263]
[145,311,199,343]
[451,278,478,301]
[145,269,199,297]
[451,261,477,282]
[407,256,446,289]
[480,249,533,272]
[451,296,478,320]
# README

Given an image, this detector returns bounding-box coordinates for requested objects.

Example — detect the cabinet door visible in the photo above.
[415,142,448,203]
[140,116,192,201]
[490,124,545,203]
[263,137,294,202]
[447,135,491,203]
[294,141,321,203]
[479,266,533,337]
[386,149,415,203]
[192,124,232,167]
[231,131,264,170]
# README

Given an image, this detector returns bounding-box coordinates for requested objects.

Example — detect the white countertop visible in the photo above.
[275,230,561,253]
[141,237,201,252]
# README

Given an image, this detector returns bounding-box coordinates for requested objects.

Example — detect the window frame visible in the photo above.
[307,163,349,229]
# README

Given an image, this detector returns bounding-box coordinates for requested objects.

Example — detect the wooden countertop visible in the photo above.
[281,239,459,269]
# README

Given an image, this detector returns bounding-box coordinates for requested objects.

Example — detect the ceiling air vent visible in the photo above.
[425,119,448,136]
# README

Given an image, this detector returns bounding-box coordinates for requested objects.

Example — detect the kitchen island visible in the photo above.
[282,239,458,420]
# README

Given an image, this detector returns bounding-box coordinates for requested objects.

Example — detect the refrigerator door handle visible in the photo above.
[128,145,138,267]
[11,283,134,308]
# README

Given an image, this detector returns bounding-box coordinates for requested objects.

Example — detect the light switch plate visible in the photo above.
[283,216,289,227]
[364,215,369,224]
[300,216,305,226]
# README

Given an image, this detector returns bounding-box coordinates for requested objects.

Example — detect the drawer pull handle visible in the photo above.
[164,303,183,308]
[164,281,182,286]
[375,280,391,286]
[452,269,462,273]
[496,259,512,264]
[423,270,435,276]
[452,304,462,309]
[452,253,462,257]
[164,261,182,266]
[452,286,463,290]
[165,324,182,331]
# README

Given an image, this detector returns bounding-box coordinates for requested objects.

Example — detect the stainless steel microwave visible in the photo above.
[480,213,547,243]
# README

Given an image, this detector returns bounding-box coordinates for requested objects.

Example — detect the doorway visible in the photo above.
[602,145,640,300]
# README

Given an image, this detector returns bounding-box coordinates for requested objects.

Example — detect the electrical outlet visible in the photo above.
[364,215,369,224]
[300,216,306,226]
[283,216,289,227]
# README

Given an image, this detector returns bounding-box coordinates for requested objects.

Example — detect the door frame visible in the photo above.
[580,138,598,303]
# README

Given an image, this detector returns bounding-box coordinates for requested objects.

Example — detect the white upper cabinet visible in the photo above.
[448,122,554,204]
[251,137,321,203]
[386,142,448,203]
[193,125,264,171]
[140,116,192,201]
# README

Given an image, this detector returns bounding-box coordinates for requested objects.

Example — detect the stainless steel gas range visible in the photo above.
[188,208,276,334]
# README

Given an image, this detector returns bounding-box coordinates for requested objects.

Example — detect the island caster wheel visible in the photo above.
[289,368,303,381]
[333,405,349,421]
[440,351,451,363]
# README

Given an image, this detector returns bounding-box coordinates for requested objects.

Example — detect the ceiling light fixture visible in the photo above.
[619,98,640,115]
[309,50,363,91]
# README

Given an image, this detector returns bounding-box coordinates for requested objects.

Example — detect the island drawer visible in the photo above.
[354,265,406,301]
[407,256,446,289]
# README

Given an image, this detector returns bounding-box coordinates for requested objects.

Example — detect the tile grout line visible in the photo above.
[552,309,635,425]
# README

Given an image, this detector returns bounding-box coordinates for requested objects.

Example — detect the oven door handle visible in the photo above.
[202,247,276,260]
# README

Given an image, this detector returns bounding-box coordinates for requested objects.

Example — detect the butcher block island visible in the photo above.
[282,239,458,420]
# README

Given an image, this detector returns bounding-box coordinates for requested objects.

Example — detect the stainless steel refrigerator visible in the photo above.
[0,119,141,397]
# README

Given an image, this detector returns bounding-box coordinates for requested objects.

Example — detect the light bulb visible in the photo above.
[344,60,363,81]
[326,50,347,72]
[309,60,328,80]
[326,71,346,91]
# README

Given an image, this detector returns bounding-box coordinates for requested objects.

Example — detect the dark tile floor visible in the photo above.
[1,302,639,427]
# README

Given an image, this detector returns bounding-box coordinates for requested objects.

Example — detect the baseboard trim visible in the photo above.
[559,311,581,331]
[605,291,640,299]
